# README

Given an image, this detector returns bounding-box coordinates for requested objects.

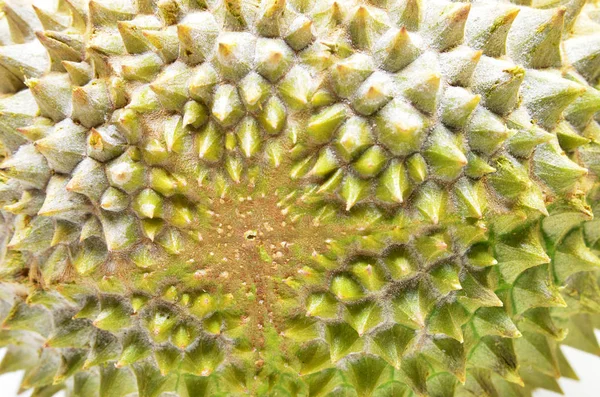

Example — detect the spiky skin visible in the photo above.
[0,0,600,396]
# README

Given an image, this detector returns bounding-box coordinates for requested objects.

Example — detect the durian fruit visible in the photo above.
[0,0,600,396]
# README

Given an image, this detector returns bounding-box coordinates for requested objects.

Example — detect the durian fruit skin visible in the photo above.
[0,0,599,396]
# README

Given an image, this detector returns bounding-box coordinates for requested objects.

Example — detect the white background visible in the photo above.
[0,333,599,396]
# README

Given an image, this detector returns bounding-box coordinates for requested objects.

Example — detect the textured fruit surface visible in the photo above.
[1,0,600,396]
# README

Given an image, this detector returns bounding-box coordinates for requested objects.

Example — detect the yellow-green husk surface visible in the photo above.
[1,0,600,396]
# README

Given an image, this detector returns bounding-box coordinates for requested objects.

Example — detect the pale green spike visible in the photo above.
[330,273,364,301]
[189,63,218,104]
[2,1,40,42]
[100,210,140,252]
[51,220,79,247]
[348,5,389,51]
[439,46,482,87]
[520,70,585,129]
[38,175,91,220]
[239,72,269,111]
[415,232,452,264]
[67,157,109,202]
[255,38,293,83]
[285,16,314,51]
[88,31,127,58]
[429,263,462,295]
[406,153,428,183]
[465,4,519,57]
[35,119,87,174]
[554,228,600,282]
[7,214,53,253]
[376,159,411,204]
[564,34,600,85]
[467,107,514,155]
[150,63,193,111]
[472,56,524,116]
[79,216,104,242]
[177,13,220,64]
[352,72,393,116]
[63,0,88,32]
[26,74,72,123]
[88,126,127,163]
[236,117,261,158]
[472,307,521,339]
[32,5,69,31]
[517,183,548,216]
[143,27,180,63]
[424,126,467,181]
[106,150,146,194]
[118,16,162,54]
[488,156,531,200]
[117,331,151,367]
[157,0,181,25]
[375,98,428,156]
[89,0,136,27]
[396,56,441,116]
[468,337,523,385]
[100,187,129,212]
[278,66,313,110]
[224,155,243,183]
[0,144,51,189]
[454,178,485,219]
[0,89,39,151]
[197,122,224,162]
[565,85,600,129]
[163,115,186,153]
[440,86,481,129]
[496,228,550,283]
[35,31,84,71]
[506,111,554,157]
[352,145,388,178]
[309,147,339,178]
[515,332,561,379]
[72,80,112,128]
[211,84,245,128]
[340,174,369,211]
[216,33,255,81]
[257,96,286,135]
[424,2,471,52]
[0,64,23,95]
[312,1,346,30]
[329,53,374,99]
[121,53,163,82]
[374,27,420,73]
[428,301,468,342]
[465,153,496,179]
[149,168,182,197]
[533,143,588,193]
[21,348,61,389]
[335,116,374,162]
[512,265,566,314]
[183,100,208,129]
[99,364,136,397]
[388,0,421,30]
[256,0,286,37]
[414,182,445,224]
[307,104,348,144]
[317,168,344,194]
[0,41,50,81]
[73,237,108,276]
[62,61,92,86]
[556,121,590,151]
[507,7,564,69]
